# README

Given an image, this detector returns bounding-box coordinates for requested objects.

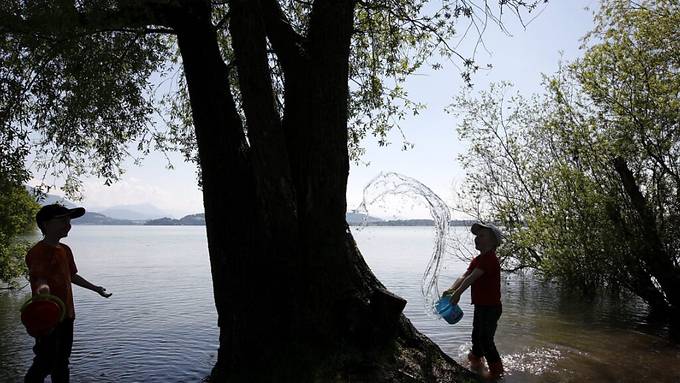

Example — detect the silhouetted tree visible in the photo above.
[1,1,542,380]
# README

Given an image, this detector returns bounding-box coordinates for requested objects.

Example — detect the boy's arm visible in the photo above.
[448,268,485,305]
[443,270,472,296]
[27,257,50,294]
[72,274,112,298]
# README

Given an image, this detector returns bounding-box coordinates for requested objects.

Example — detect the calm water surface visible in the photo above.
[1,226,678,382]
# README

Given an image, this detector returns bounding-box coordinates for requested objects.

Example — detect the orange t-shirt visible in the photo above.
[25,241,78,319]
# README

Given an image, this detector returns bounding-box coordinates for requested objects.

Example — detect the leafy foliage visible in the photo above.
[1,2,170,195]
[454,0,680,311]
[1,1,547,193]
[0,180,39,286]
[158,1,548,164]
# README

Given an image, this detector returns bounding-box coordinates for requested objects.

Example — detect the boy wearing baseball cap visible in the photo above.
[25,203,112,383]
[444,222,504,380]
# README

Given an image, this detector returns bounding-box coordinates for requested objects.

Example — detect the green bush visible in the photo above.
[0,182,39,287]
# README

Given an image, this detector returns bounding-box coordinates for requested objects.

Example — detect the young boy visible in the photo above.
[25,203,112,383]
[444,222,504,380]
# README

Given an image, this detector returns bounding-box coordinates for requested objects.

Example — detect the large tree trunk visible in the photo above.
[173,1,475,381]
[172,3,261,378]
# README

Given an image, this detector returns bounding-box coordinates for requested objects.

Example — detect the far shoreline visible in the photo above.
[71,219,477,227]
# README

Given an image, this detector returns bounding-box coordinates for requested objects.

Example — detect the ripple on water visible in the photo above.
[503,346,565,375]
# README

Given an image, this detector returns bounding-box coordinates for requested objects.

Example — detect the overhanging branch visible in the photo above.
[261,0,305,71]
[0,1,180,36]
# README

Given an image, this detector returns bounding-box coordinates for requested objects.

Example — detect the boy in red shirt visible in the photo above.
[25,204,112,383]
[444,222,504,380]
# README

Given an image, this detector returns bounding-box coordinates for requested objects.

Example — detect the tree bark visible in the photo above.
[173,4,260,378]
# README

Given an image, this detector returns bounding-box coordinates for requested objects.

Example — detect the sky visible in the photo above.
[28,0,599,219]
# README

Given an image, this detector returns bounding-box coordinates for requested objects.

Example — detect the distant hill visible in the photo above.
[25,186,172,224]
[22,187,475,227]
[142,214,473,227]
[144,217,181,225]
[367,219,435,226]
[76,212,140,225]
[346,212,383,225]
[364,219,477,227]
[179,213,206,225]
[145,213,206,226]
[26,186,78,208]
[97,204,170,220]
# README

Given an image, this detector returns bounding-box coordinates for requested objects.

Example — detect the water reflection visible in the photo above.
[492,276,680,382]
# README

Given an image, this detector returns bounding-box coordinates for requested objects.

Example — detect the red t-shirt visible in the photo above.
[467,250,501,306]
[26,241,78,319]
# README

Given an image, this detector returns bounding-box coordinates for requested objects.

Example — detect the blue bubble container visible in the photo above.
[436,296,464,324]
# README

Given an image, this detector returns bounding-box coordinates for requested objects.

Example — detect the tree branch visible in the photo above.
[229,0,297,220]
[0,1,181,36]
[260,0,305,71]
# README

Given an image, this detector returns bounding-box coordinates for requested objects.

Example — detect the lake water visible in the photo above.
[1,226,679,382]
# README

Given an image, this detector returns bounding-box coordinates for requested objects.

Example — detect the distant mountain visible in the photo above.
[368,219,435,226]
[21,187,474,227]
[25,186,174,223]
[75,212,139,225]
[97,204,170,220]
[346,212,383,225]
[25,186,78,208]
[144,217,181,225]
[348,218,477,227]
[179,213,206,225]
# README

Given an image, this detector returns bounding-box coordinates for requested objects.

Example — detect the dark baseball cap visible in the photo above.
[36,204,85,227]
[471,221,503,244]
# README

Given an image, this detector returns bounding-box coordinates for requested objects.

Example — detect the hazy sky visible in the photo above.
[29,1,598,219]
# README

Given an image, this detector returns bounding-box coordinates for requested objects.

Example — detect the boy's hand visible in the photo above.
[449,291,461,305]
[37,284,50,295]
[96,286,112,298]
